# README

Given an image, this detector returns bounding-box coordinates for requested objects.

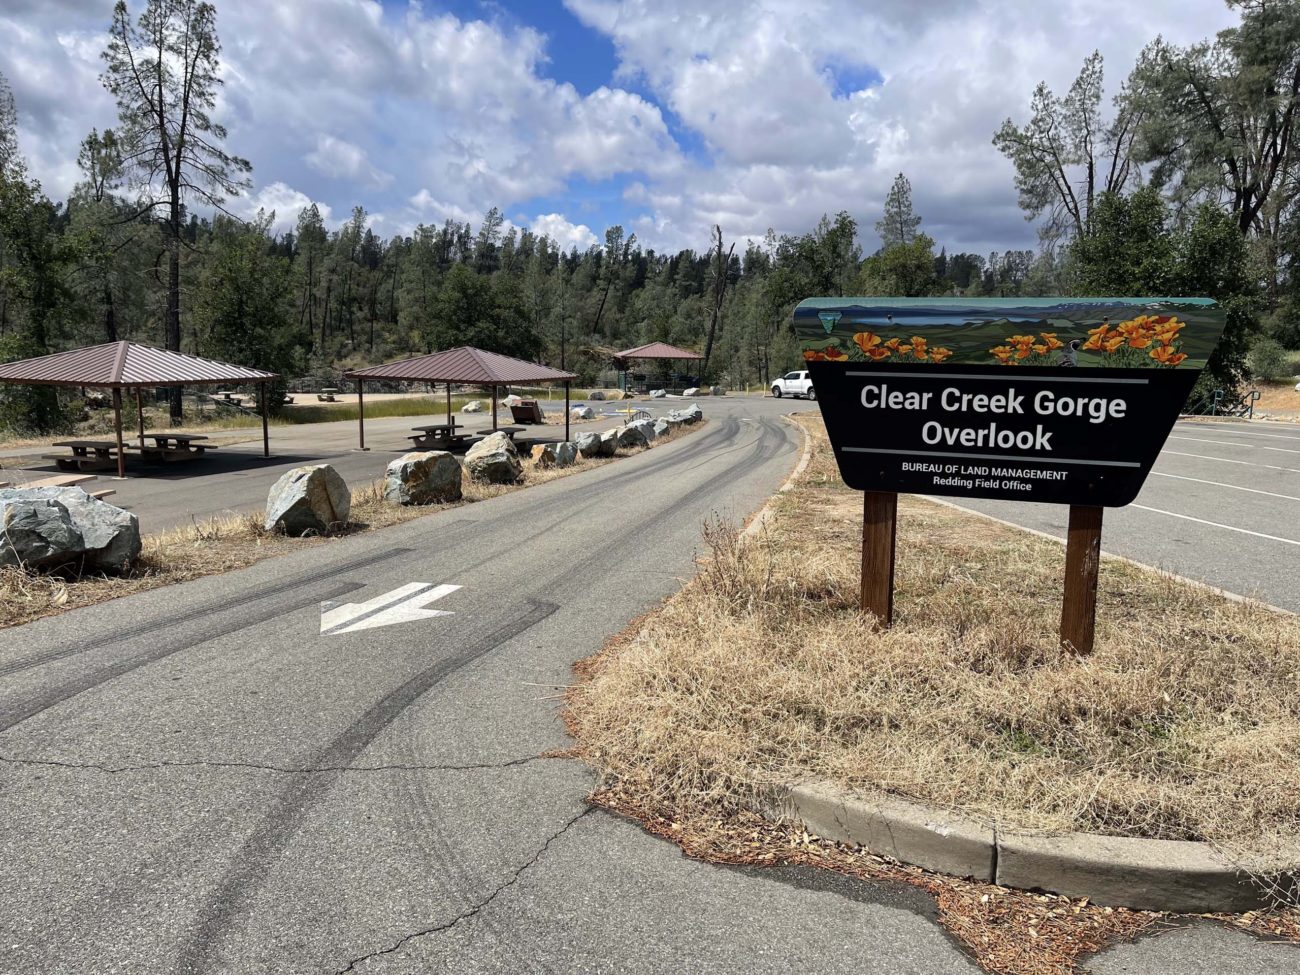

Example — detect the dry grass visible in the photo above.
[0,420,704,630]
[567,415,1300,864]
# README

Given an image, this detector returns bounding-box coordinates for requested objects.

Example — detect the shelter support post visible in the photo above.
[564,381,570,441]
[356,379,367,450]
[860,491,897,627]
[111,387,126,479]
[136,389,145,447]
[446,383,452,426]
[260,381,270,457]
[492,385,498,432]
[1060,505,1103,655]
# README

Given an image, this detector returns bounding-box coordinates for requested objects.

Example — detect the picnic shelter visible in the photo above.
[0,341,279,478]
[343,346,578,449]
[613,342,703,391]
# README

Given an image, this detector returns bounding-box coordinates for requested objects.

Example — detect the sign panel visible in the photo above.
[793,298,1226,506]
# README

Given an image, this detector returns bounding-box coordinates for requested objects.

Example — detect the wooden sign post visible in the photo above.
[792,296,1228,654]
[1060,505,1103,654]
[861,491,898,626]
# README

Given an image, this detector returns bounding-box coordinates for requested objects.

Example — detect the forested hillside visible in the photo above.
[2,0,1298,435]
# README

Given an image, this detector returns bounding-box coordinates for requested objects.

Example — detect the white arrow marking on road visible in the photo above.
[320,583,461,635]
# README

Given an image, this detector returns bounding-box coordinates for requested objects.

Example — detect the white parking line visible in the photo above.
[1130,504,1300,547]
[1168,435,1300,455]
[1149,471,1300,503]
[1176,425,1300,442]
[1161,450,1300,474]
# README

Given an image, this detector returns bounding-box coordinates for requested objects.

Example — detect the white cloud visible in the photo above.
[304,135,392,188]
[529,213,598,250]
[234,182,333,234]
[0,0,1243,257]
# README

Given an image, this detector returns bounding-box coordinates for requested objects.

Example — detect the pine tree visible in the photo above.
[876,173,922,248]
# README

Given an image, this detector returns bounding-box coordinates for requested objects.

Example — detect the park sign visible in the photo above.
[793,297,1227,508]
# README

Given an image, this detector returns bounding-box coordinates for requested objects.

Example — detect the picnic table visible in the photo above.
[126,432,219,463]
[318,387,340,402]
[45,440,121,472]
[408,421,470,449]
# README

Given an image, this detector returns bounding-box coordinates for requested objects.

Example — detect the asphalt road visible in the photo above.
[1,399,1296,974]
[952,417,1300,612]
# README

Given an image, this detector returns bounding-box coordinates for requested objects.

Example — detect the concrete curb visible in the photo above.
[740,412,812,541]
[770,781,1299,913]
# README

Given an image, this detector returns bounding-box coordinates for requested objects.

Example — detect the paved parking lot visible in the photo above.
[954,418,1300,612]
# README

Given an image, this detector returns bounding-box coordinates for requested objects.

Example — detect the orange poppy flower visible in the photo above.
[823,345,849,362]
[865,347,892,361]
[853,331,882,355]
[990,345,1014,363]
[884,337,903,352]
[1150,346,1188,366]
[802,349,824,361]
[1128,335,1153,349]
[930,347,953,363]
[1081,334,1105,351]
[1008,334,1035,347]
[1040,333,1064,350]
[1103,335,1126,353]
[910,336,928,352]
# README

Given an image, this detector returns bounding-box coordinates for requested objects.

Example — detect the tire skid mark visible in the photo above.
[174,599,559,975]
[0,581,368,734]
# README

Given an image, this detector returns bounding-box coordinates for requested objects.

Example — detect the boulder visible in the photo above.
[531,441,579,469]
[462,400,485,413]
[383,451,462,505]
[710,385,726,396]
[598,428,621,456]
[502,394,524,408]
[570,405,595,420]
[265,465,351,535]
[465,431,522,484]
[0,487,141,571]
[682,387,701,397]
[617,423,650,449]
[667,403,704,425]
[650,388,667,398]
[575,431,603,458]
[630,418,658,442]
[653,417,679,438]
[589,389,606,401]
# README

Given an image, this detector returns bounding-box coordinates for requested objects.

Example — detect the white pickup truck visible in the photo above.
[770,370,816,400]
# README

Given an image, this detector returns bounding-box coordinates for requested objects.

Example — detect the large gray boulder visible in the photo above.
[530,441,579,469]
[383,451,462,505]
[589,389,606,401]
[265,465,351,535]
[574,431,602,458]
[653,417,681,438]
[649,388,667,398]
[617,423,650,449]
[630,418,658,442]
[0,487,140,571]
[570,405,595,420]
[502,394,523,408]
[668,403,704,425]
[597,428,621,456]
[682,387,702,397]
[461,400,484,413]
[465,431,522,484]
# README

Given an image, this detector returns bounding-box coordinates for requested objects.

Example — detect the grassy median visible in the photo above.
[568,416,1300,864]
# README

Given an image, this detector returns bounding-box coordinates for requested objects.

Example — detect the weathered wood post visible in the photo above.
[1060,505,1103,654]
[861,491,898,627]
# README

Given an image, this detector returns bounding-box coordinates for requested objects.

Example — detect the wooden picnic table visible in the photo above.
[126,432,219,463]
[45,440,121,472]
[408,421,469,449]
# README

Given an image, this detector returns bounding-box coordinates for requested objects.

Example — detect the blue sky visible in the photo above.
[0,0,1239,255]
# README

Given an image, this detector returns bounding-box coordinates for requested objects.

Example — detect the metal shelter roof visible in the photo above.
[344,346,576,384]
[614,342,703,361]
[0,341,279,388]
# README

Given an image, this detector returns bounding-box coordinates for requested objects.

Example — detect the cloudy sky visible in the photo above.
[1,0,1238,255]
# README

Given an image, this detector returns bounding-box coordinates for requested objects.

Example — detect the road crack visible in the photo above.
[0,753,559,775]
[336,806,595,974]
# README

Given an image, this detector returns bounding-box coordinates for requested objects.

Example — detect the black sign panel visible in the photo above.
[793,298,1227,507]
